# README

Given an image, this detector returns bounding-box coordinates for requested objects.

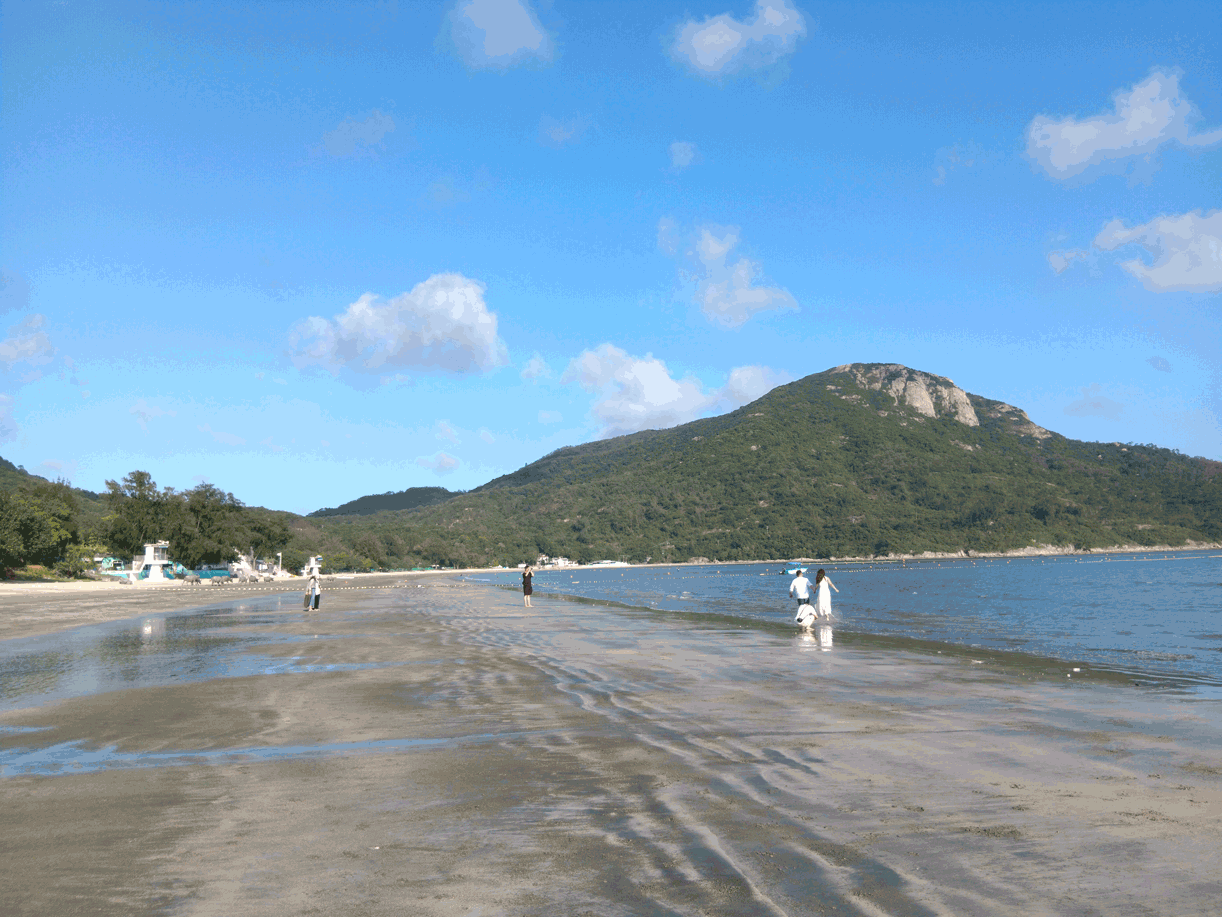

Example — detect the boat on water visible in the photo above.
[588,560,631,568]
[783,561,808,575]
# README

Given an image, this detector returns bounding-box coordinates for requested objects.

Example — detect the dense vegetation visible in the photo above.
[3,364,1219,574]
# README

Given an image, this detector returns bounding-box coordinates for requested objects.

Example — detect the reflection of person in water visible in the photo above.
[814,568,838,619]
[522,565,533,607]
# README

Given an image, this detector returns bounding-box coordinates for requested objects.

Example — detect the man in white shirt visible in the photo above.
[789,567,815,627]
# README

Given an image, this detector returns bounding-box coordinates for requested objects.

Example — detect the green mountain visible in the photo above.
[306,363,1221,567]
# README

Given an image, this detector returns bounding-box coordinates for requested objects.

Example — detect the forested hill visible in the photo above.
[310,363,1221,568]
[309,486,458,518]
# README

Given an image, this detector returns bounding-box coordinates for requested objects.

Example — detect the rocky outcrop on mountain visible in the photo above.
[976,400,1053,440]
[827,363,980,426]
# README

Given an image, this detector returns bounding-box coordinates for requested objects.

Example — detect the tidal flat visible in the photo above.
[2,577,1221,916]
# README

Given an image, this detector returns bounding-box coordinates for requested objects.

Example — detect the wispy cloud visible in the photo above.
[320,110,396,158]
[1147,356,1172,373]
[521,354,550,381]
[672,0,807,79]
[417,451,460,474]
[1064,383,1124,420]
[436,420,461,443]
[0,314,53,369]
[537,410,562,424]
[198,424,246,446]
[131,398,176,432]
[1027,71,1222,182]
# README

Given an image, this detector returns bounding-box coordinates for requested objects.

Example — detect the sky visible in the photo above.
[2,0,1220,514]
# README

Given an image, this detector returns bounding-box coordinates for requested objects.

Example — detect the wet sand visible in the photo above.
[2,579,1222,916]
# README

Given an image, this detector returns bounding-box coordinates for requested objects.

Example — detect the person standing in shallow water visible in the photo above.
[522,565,533,607]
[814,568,838,619]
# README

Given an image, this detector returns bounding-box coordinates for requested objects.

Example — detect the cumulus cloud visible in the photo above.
[417,451,460,474]
[198,424,245,447]
[289,273,508,380]
[131,398,176,432]
[446,0,551,69]
[693,226,798,327]
[1064,384,1124,420]
[0,314,54,369]
[1093,210,1222,292]
[521,354,551,381]
[670,141,699,169]
[320,110,395,157]
[673,0,807,78]
[562,343,788,437]
[1147,356,1172,373]
[1026,71,1222,182]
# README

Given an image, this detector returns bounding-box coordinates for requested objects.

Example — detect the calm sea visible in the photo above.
[475,551,1222,694]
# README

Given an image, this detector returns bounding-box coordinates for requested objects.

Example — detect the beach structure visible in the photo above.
[130,541,173,583]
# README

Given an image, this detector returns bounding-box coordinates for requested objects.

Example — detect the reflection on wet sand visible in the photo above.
[795,623,834,652]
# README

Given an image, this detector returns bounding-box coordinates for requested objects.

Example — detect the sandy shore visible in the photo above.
[2,579,1221,915]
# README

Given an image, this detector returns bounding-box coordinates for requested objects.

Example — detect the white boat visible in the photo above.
[587,560,631,568]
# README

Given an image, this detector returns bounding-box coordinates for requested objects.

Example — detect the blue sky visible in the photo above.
[2,0,1219,514]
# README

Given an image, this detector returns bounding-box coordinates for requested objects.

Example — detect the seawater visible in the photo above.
[476,551,1222,691]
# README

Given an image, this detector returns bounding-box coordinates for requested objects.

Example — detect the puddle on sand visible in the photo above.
[0,594,409,713]
[0,729,547,778]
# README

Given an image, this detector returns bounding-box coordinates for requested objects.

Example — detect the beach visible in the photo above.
[3,577,1221,916]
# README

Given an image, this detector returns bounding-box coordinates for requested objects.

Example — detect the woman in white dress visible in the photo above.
[813,568,838,619]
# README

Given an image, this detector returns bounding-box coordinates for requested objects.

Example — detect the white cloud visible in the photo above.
[1064,384,1124,420]
[673,0,807,78]
[1147,356,1172,373]
[670,141,698,169]
[521,354,551,381]
[1093,210,1222,292]
[447,0,551,69]
[537,410,562,424]
[198,424,246,447]
[693,226,798,327]
[1047,248,1089,274]
[478,428,495,444]
[131,398,175,432]
[436,420,461,443]
[260,436,285,454]
[719,365,791,408]
[562,343,788,437]
[320,110,395,157]
[289,273,508,379]
[0,314,53,368]
[1026,71,1222,181]
[417,451,460,474]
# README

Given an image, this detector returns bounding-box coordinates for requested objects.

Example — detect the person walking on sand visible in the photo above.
[789,566,815,628]
[814,568,839,620]
[522,565,534,607]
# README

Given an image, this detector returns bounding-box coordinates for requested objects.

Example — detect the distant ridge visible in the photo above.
[307,363,1220,567]
[309,486,458,518]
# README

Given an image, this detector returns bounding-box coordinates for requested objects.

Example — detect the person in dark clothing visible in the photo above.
[522,565,534,607]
